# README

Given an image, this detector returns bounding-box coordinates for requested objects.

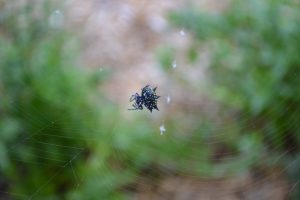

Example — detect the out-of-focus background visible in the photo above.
[0,0,300,199]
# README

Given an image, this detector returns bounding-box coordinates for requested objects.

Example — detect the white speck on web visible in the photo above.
[49,9,64,28]
[180,29,186,36]
[159,125,166,135]
[166,95,171,104]
[172,60,177,68]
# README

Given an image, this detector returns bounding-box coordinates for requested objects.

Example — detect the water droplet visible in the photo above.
[180,29,186,36]
[49,9,64,28]
[159,125,166,135]
[172,60,177,68]
[165,95,171,104]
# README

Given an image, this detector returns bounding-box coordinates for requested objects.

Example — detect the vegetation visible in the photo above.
[0,2,211,199]
[0,0,299,199]
[169,0,300,198]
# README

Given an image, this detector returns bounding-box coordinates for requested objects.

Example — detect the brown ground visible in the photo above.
[133,174,288,200]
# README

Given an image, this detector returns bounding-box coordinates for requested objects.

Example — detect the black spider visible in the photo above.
[128,85,160,112]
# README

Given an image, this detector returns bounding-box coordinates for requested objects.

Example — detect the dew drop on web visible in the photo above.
[179,29,186,36]
[165,95,171,104]
[49,9,64,28]
[159,125,166,135]
[172,60,177,68]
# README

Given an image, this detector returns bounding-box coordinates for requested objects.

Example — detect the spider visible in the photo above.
[128,85,160,112]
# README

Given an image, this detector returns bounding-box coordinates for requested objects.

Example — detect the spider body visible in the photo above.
[129,85,160,112]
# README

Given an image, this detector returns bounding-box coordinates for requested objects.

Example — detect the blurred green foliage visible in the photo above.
[0,2,106,199]
[169,0,300,198]
[2,0,299,199]
[0,2,216,199]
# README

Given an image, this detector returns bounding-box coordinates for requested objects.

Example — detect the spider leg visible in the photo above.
[142,85,150,93]
[128,102,137,110]
[128,102,143,111]
[129,95,135,102]
[129,93,139,102]
[153,87,157,91]
[137,103,143,110]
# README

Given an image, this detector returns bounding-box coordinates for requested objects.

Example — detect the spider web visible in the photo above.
[1,0,300,200]
[1,100,85,199]
[1,74,299,200]
[2,74,298,200]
